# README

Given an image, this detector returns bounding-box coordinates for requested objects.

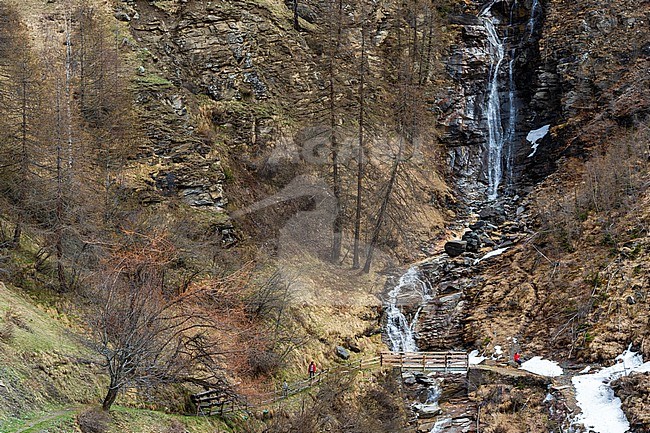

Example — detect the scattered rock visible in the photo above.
[412,402,441,418]
[403,372,417,385]
[114,11,131,22]
[479,206,506,224]
[469,220,487,231]
[335,346,350,360]
[462,231,481,252]
[445,240,467,257]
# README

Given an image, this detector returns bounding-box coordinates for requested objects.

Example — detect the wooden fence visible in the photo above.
[191,352,467,416]
[380,351,468,372]
[190,355,383,416]
[190,389,241,416]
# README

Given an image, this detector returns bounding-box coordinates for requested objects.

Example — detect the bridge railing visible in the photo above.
[191,352,466,416]
[380,351,468,372]
[191,355,384,416]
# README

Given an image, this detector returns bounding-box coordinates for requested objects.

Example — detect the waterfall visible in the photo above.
[480,10,505,199]
[526,0,542,37]
[385,267,431,352]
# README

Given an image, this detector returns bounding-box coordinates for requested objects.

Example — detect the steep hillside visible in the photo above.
[0,0,648,431]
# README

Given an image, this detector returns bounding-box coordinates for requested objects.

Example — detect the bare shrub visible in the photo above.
[243,372,407,433]
[536,122,649,252]
[246,347,282,377]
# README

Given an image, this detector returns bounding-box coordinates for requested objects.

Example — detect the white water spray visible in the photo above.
[385,267,431,352]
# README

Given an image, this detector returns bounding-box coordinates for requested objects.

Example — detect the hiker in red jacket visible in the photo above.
[308,361,316,379]
[514,352,522,366]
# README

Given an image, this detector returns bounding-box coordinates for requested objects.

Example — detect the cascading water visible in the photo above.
[385,267,431,352]
[480,10,506,199]
[481,0,531,198]
[526,0,542,38]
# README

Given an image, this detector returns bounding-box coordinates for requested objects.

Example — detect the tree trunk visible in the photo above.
[352,22,366,269]
[55,82,66,293]
[12,223,22,247]
[329,0,344,264]
[13,74,28,249]
[102,384,119,411]
[363,142,403,273]
[293,0,299,30]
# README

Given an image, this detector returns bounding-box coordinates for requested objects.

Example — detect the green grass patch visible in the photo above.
[108,405,233,433]
[0,283,83,355]
[132,73,174,89]
[0,405,81,433]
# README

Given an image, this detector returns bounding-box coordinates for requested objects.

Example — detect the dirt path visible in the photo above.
[12,406,84,433]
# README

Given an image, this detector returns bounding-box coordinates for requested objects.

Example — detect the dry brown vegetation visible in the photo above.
[243,371,407,433]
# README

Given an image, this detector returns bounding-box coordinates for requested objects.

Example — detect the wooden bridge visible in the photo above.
[191,351,468,416]
[380,351,469,372]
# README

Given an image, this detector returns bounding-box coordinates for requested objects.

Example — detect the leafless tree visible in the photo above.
[89,231,240,411]
[0,6,42,247]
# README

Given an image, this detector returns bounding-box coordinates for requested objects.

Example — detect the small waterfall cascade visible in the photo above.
[480,9,506,199]
[385,267,432,352]
[526,0,542,37]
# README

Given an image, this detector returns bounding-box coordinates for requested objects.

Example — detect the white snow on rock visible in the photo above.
[526,124,550,157]
[572,348,650,433]
[474,247,509,264]
[520,356,563,377]
[469,350,486,365]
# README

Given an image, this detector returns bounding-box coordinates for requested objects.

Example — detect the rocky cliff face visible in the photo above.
[438,0,649,197]
[117,0,316,214]
[438,0,544,198]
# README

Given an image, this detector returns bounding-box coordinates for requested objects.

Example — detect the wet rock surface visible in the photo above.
[612,372,650,433]
[414,193,534,351]
[400,371,476,433]
[439,0,543,198]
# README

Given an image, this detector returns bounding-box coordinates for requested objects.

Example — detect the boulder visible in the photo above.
[469,220,487,231]
[402,372,416,385]
[462,231,481,252]
[345,338,361,353]
[296,3,318,23]
[444,240,467,257]
[335,345,350,360]
[479,206,506,224]
[114,11,131,22]
[414,372,436,386]
[412,402,441,418]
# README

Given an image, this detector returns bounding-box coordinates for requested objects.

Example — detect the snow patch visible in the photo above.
[572,347,650,433]
[429,417,452,433]
[520,356,563,377]
[474,247,509,264]
[526,124,550,157]
[469,350,486,365]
